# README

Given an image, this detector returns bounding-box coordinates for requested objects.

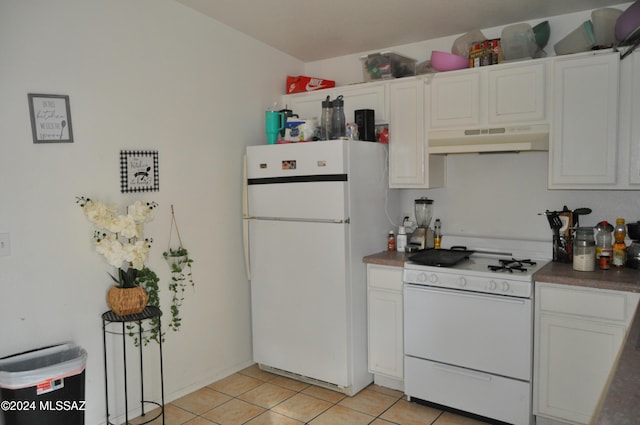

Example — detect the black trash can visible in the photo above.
[0,343,87,425]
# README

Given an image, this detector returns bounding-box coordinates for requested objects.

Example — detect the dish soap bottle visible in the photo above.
[612,218,627,268]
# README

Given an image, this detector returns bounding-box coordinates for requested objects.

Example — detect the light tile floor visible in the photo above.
[133,364,491,425]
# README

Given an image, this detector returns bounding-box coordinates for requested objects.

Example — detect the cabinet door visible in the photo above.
[536,313,624,424]
[367,266,403,379]
[549,53,619,188]
[429,72,481,128]
[283,83,387,124]
[628,51,640,184]
[389,79,445,189]
[488,62,546,124]
[389,79,425,187]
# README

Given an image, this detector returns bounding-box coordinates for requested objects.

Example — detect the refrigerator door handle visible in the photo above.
[252,217,350,224]
[242,154,252,280]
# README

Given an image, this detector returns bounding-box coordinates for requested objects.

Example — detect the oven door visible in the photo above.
[404,283,532,381]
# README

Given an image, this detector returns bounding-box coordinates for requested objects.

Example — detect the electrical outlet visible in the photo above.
[0,233,10,256]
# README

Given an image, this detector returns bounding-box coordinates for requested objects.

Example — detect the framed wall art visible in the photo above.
[120,150,159,193]
[28,93,74,143]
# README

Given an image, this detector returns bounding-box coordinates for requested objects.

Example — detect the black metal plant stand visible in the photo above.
[102,306,165,425]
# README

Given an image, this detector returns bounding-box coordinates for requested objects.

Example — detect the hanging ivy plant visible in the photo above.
[163,246,195,332]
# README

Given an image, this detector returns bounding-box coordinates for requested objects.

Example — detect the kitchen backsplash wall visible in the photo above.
[397,153,640,242]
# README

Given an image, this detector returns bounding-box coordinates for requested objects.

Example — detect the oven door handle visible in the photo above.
[432,362,492,382]
[404,284,527,305]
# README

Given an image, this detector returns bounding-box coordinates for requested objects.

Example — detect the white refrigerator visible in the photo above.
[243,140,391,396]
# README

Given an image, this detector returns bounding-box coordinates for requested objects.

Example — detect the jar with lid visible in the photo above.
[573,227,596,272]
[612,218,627,267]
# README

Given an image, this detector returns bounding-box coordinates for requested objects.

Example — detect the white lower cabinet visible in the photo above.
[534,282,640,424]
[366,264,403,389]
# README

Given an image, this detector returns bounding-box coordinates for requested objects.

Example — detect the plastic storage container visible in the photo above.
[592,8,623,46]
[361,52,416,82]
[0,344,87,425]
[501,23,537,61]
[554,21,595,55]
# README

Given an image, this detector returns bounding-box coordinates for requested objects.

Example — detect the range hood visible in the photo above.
[428,123,549,154]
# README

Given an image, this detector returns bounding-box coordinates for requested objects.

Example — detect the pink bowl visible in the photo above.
[430,51,468,72]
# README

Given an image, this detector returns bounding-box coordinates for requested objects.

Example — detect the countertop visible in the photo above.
[362,254,640,424]
[533,262,640,425]
[363,250,413,268]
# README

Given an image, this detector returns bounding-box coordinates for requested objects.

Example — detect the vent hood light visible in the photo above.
[428,123,549,154]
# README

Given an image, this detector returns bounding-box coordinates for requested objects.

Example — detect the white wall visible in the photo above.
[304,3,640,243]
[0,1,303,424]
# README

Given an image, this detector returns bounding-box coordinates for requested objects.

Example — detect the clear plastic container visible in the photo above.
[501,23,537,61]
[595,220,613,260]
[360,52,416,82]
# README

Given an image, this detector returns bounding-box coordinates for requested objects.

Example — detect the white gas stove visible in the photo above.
[404,235,551,297]
[403,236,551,425]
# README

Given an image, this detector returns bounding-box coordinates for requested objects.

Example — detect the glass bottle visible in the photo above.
[332,95,346,138]
[612,218,627,267]
[320,95,333,140]
[434,219,442,249]
[595,221,613,261]
[387,230,396,252]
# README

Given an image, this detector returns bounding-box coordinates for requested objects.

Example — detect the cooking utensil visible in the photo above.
[409,247,474,267]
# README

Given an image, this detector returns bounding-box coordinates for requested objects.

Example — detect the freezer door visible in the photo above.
[249,219,350,387]
[248,180,347,220]
[246,141,349,220]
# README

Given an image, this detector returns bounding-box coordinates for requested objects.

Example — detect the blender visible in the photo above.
[407,197,434,251]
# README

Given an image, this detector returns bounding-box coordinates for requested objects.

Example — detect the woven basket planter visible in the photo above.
[106,286,148,316]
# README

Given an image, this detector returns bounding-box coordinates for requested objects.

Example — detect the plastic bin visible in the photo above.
[361,52,416,81]
[0,344,87,425]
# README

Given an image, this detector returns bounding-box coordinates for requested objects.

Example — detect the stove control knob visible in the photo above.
[417,272,428,283]
[459,277,467,287]
[428,274,438,283]
[501,281,510,292]
[488,280,497,291]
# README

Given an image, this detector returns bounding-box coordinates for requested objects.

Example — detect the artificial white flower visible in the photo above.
[77,196,157,285]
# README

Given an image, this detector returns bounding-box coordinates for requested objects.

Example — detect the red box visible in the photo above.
[286,75,335,94]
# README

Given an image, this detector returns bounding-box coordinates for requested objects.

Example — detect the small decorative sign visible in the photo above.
[120,150,159,193]
[28,94,74,143]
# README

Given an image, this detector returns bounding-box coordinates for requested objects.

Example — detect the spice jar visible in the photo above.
[573,227,596,272]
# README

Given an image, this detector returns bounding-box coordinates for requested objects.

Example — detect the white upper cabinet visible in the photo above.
[549,51,620,188]
[429,61,547,129]
[388,78,445,188]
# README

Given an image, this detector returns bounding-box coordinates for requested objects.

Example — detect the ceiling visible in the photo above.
[176,0,630,62]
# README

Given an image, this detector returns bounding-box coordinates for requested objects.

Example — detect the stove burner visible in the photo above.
[488,258,537,273]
